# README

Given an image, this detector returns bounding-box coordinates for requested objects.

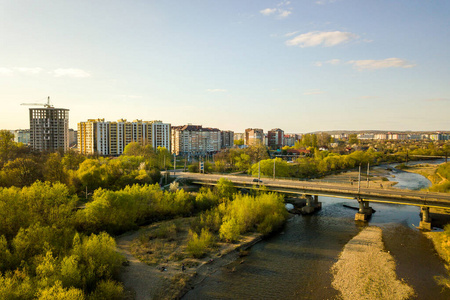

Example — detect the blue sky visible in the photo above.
[1,0,449,133]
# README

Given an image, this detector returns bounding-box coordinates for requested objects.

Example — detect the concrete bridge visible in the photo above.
[176,172,450,230]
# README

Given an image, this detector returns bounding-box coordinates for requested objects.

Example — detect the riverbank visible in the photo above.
[318,166,397,188]
[116,218,263,300]
[331,226,414,300]
[424,231,450,289]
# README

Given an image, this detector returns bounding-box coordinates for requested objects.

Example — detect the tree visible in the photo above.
[234,139,244,146]
[214,178,236,200]
[0,130,17,168]
[349,134,359,145]
[1,158,42,187]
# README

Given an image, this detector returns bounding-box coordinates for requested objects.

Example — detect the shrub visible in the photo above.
[186,229,215,258]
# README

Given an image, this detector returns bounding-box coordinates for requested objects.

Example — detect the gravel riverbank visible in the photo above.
[331,226,414,300]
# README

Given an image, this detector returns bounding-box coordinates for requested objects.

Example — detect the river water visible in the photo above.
[183,161,450,300]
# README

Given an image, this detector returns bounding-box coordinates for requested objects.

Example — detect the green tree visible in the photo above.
[214,178,236,200]
[1,158,42,187]
[349,133,359,144]
[0,130,16,168]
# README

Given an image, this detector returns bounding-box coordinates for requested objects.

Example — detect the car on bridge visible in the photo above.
[252,179,263,183]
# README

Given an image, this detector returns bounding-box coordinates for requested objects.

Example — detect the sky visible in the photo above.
[1,0,449,133]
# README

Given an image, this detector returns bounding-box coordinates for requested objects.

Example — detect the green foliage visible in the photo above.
[234,139,244,146]
[1,158,43,187]
[88,280,124,300]
[0,269,34,300]
[250,158,291,178]
[186,229,216,258]
[36,281,85,300]
[214,178,236,200]
[0,182,77,240]
[192,193,287,243]
[437,163,450,181]
[194,187,220,211]
[0,236,12,272]
[0,130,17,168]
[76,184,196,234]
[219,218,241,242]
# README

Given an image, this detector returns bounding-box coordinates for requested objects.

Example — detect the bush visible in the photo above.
[186,229,215,258]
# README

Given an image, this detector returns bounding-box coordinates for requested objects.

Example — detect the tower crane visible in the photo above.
[21,96,53,108]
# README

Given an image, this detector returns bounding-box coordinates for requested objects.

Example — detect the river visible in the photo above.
[183,160,450,300]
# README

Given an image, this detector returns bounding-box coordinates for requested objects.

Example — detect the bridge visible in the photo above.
[176,172,450,230]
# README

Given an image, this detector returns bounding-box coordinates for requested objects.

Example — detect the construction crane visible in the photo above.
[21,96,53,108]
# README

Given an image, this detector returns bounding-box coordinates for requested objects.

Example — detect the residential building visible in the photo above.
[29,107,69,152]
[77,119,171,155]
[221,130,234,148]
[234,133,244,141]
[12,129,30,145]
[268,128,284,149]
[171,125,221,155]
[245,128,264,146]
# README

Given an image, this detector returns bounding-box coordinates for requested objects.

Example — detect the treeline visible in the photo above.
[195,140,449,179]
[0,130,172,193]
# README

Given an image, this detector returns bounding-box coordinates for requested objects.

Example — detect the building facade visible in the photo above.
[268,128,284,149]
[29,107,69,152]
[244,128,264,146]
[171,125,221,155]
[12,129,30,145]
[77,119,171,155]
[220,130,234,149]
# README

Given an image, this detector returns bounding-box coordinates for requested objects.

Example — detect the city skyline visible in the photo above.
[1,1,449,132]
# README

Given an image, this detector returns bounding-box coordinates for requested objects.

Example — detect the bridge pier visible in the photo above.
[301,195,322,214]
[355,199,373,221]
[419,206,432,231]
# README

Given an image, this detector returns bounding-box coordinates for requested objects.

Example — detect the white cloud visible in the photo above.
[260,1,293,19]
[303,89,325,95]
[286,31,358,47]
[15,67,43,74]
[348,58,415,70]
[315,59,341,67]
[285,31,299,37]
[278,10,292,18]
[50,68,91,78]
[316,0,337,5]
[0,68,14,76]
[260,8,277,16]
[206,89,227,93]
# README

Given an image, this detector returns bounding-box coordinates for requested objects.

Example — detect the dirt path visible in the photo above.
[116,231,164,300]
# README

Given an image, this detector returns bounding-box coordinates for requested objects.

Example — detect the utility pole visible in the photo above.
[358,163,361,194]
[173,154,176,176]
[258,161,261,181]
[273,159,276,180]
[367,162,370,188]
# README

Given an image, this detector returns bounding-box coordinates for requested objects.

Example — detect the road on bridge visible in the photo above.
[176,172,450,209]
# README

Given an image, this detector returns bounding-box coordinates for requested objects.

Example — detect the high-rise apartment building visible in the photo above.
[244,128,264,146]
[78,119,171,155]
[268,128,284,149]
[220,130,234,149]
[171,125,221,155]
[29,107,69,152]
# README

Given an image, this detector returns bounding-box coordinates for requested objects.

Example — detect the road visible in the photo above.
[176,172,450,209]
